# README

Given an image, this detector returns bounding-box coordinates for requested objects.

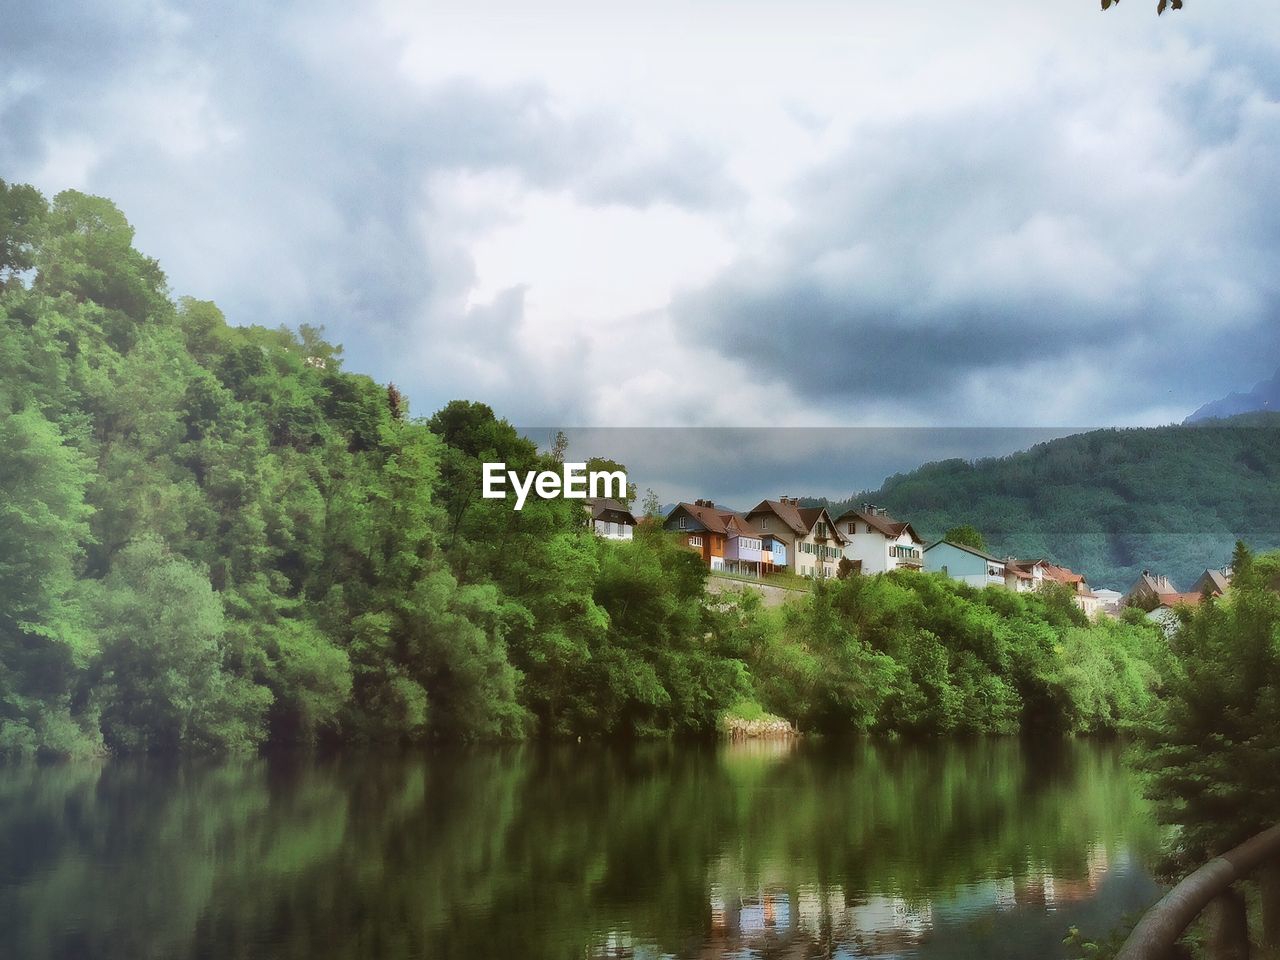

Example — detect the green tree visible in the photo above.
[0,408,98,757]
[0,179,45,282]
[1135,543,1280,861]
[89,539,271,753]
[944,524,987,551]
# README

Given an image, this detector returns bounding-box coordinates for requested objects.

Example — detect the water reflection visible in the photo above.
[0,740,1161,960]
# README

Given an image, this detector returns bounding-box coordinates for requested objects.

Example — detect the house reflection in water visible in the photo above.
[588,844,1114,959]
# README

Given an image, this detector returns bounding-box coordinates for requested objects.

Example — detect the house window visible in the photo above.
[678,516,687,529]
[848,523,855,534]
[759,517,769,530]
[689,536,702,547]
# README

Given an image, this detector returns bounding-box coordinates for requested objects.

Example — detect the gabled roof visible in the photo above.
[1129,571,1179,597]
[745,499,811,536]
[667,501,732,534]
[924,539,1004,564]
[833,508,924,545]
[799,506,846,542]
[586,498,637,524]
[1007,558,1050,574]
[1041,561,1086,586]
[720,512,758,539]
[744,501,845,543]
[1193,568,1232,595]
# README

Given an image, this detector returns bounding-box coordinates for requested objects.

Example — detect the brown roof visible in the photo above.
[719,512,758,539]
[1041,562,1085,586]
[1007,559,1048,574]
[798,507,845,542]
[745,499,810,535]
[672,501,736,533]
[832,508,923,544]
[1194,569,1232,595]
[1158,591,1204,608]
[745,501,844,542]
[586,498,637,524]
[1133,572,1179,595]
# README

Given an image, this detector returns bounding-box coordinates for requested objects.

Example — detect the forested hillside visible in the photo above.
[0,181,766,755]
[0,180,1174,756]
[810,416,1280,590]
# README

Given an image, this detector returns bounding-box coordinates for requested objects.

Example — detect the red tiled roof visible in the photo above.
[1158,591,1204,607]
[1042,562,1085,585]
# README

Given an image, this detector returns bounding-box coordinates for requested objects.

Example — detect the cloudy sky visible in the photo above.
[4,0,1280,448]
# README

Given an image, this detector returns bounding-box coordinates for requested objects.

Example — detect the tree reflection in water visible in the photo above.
[0,739,1162,960]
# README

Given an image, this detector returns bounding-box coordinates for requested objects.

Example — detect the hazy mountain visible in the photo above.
[803,413,1280,591]
[1185,367,1280,423]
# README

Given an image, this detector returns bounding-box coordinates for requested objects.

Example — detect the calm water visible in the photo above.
[0,739,1164,960]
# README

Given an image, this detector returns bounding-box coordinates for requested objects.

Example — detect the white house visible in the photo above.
[833,504,924,575]
[585,498,637,540]
[1092,588,1124,615]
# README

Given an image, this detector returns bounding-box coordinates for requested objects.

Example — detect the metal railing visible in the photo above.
[1115,823,1280,960]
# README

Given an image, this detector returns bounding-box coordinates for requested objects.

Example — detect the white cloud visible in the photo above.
[3,0,1279,432]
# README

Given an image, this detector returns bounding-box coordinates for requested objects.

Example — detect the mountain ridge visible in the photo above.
[1185,367,1280,423]
[802,412,1280,590]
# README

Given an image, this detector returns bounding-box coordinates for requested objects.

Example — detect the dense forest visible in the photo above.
[0,179,1232,757]
[808,414,1280,591]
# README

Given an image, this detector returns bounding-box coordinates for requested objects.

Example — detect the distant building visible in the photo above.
[1124,571,1203,610]
[1004,557,1101,616]
[744,498,845,578]
[833,503,925,574]
[1191,566,1232,597]
[1092,588,1124,615]
[584,497,636,540]
[1003,559,1049,593]
[664,500,765,576]
[665,500,734,571]
[1040,560,1100,618]
[924,540,1007,589]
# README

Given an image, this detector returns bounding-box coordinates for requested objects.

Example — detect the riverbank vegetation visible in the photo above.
[1133,542,1280,862]
[0,181,1192,756]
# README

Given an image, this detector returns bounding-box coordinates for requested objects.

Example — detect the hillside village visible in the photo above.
[584,496,1235,622]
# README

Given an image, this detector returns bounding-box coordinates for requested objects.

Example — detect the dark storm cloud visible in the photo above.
[677,72,1280,418]
[0,0,737,404]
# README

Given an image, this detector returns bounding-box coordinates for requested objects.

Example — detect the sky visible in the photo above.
[3,0,1280,486]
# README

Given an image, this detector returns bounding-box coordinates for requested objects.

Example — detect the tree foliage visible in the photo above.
[1134,543,1280,861]
[809,415,1280,592]
[0,182,1180,757]
[943,524,986,551]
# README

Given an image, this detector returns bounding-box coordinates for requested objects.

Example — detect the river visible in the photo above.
[0,739,1164,959]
